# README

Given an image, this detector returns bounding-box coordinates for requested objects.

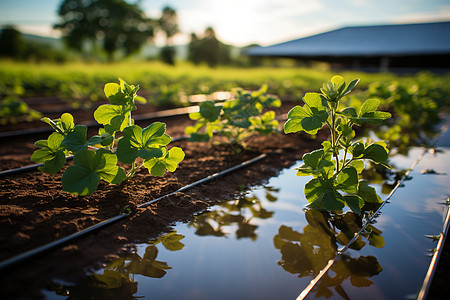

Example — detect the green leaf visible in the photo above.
[344,195,364,214]
[187,132,212,142]
[95,149,127,184]
[331,75,345,94]
[351,142,365,158]
[299,149,335,179]
[342,78,360,97]
[360,99,380,116]
[308,188,345,211]
[94,104,128,129]
[188,112,202,121]
[31,132,66,174]
[301,113,327,134]
[284,106,308,133]
[61,125,88,152]
[356,111,392,125]
[303,92,327,110]
[38,151,66,175]
[304,178,327,204]
[41,113,75,135]
[116,123,169,164]
[88,132,114,147]
[134,95,147,104]
[340,107,358,118]
[322,141,332,152]
[357,180,382,203]
[62,149,125,196]
[163,147,185,172]
[284,94,328,135]
[199,101,222,122]
[60,113,75,133]
[335,167,358,194]
[143,147,185,176]
[62,165,100,196]
[350,99,392,126]
[362,141,389,163]
[349,160,365,174]
[322,190,346,210]
[104,82,128,105]
[303,149,326,169]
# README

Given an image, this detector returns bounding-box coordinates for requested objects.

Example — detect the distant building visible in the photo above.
[245,21,450,72]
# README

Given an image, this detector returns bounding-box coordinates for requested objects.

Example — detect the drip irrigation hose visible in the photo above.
[417,204,450,300]
[0,136,187,178]
[0,153,266,272]
[0,106,198,139]
[297,147,428,300]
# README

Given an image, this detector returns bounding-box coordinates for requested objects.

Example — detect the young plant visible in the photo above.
[31,79,185,196]
[284,76,391,214]
[186,85,281,151]
[0,96,42,125]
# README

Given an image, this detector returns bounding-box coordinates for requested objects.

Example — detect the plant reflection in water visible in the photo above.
[48,231,185,299]
[188,187,279,240]
[273,208,383,297]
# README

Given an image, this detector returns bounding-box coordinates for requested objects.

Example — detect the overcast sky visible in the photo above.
[1,0,449,46]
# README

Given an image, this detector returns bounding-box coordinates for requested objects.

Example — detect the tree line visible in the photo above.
[1,0,259,66]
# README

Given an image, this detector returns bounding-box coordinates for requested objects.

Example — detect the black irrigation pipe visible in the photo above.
[297,147,428,300]
[417,203,450,300]
[0,136,188,178]
[0,153,267,272]
[0,106,198,139]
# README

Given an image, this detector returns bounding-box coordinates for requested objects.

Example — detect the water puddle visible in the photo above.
[43,145,450,299]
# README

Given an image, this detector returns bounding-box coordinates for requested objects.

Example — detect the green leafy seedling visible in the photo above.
[186,84,281,151]
[31,79,185,196]
[284,76,391,214]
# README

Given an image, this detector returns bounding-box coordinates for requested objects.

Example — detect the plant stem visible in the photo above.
[127,162,139,179]
[330,107,340,173]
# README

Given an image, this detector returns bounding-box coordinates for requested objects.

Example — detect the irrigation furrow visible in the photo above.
[0,153,266,272]
[297,147,429,300]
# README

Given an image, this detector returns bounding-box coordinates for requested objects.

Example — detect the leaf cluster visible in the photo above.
[0,96,42,125]
[185,84,281,150]
[284,76,391,213]
[31,79,184,196]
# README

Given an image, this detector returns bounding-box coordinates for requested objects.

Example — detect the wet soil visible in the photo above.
[0,98,327,299]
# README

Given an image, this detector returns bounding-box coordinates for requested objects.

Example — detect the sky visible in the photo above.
[1,0,449,47]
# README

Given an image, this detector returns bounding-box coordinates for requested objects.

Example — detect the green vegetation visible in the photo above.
[284,76,391,213]
[186,85,280,151]
[3,61,448,102]
[55,0,155,61]
[0,97,42,125]
[31,79,184,196]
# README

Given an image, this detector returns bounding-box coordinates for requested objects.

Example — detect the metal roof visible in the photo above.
[246,22,450,57]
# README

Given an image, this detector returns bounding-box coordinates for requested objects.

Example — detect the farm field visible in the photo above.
[1,62,450,299]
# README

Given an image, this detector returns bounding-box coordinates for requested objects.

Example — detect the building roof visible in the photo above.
[246,21,450,57]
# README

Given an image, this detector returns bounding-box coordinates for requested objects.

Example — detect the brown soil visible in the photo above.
[0,99,327,299]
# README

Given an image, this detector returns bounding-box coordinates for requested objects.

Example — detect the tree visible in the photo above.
[159,6,179,65]
[54,0,155,60]
[0,26,24,59]
[159,6,179,45]
[187,27,231,67]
